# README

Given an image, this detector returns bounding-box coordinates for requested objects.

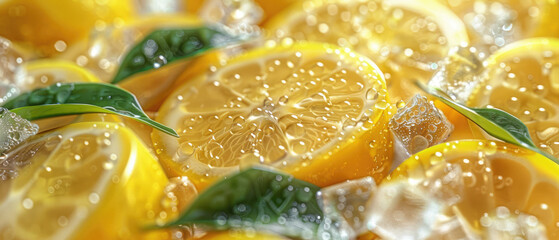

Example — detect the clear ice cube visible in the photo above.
[366,181,443,240]
[319,177,377,239]
[462,1,517,51]
[367,162,468,240]
[428,46,483,104]
[0,108,39,154]
[136,0,183,15]
[389,94,454,155]
[427,212,481,240]
[422,163,464,206]
[482,206,548,240]
[199,0,264,28]
[0,37,24,104]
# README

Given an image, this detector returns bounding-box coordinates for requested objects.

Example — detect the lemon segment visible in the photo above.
[0,122,168,239]
[468,38,559,158]
[267,0,469,102]
[153,42,393,190]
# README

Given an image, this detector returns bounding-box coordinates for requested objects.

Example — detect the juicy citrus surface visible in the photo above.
[0,122,168,239]
[468,38,559,158]
[389,140,559,239]
[153,42,393,190]
[267,0,469,102]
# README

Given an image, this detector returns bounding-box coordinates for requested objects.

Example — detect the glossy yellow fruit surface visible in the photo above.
[267,0,469,102]
[0,122,168,239]
[153,42,393,190]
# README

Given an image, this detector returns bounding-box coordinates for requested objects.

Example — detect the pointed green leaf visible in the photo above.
[416,81,558,164]
[2,83,178,137]
[112,26,246,84]
[163,167,324,238]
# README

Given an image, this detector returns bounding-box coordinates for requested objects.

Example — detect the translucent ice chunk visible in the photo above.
[0,108,39,153]
[319,177,377,239]
[422,163,464,205]
[367,181,443,240]
[427,212,481,240]
[482,206,548,240]
[136,0,183,15]
[199,0,264,28]
[0,37,24,104]
[389,94,454,155]
[463,1,517,51]
[428,46,483,104]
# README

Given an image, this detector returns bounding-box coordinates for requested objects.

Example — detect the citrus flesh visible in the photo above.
[153,42,393,190]
[267,0,469,102]
[388,140,559,239]
[468,38,559,159]
[0,121,168,239]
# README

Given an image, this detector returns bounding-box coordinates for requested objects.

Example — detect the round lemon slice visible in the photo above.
[152,42,393,190]
[266,0,469,102]
[388,140,559,239]
[0,122,168,239]
[467,38,559,159]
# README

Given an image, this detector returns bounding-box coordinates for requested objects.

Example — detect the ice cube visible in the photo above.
[136,0,183,15]
[367,181,443,240]
[199,0,264,28]
[0,37,24,104]
[0,108,39,154]
[427,211,481,240]
[389,94,454,155]
[422,163,464,206]
[428,46,483,104]
[462,1,517,52]
[319,177,377,239]
[483,206,548,240]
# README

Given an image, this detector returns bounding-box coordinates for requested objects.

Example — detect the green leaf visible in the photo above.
[112,26,245,84]
[1,83,178,137]
[416,81,558,164]
[163,167,324,238]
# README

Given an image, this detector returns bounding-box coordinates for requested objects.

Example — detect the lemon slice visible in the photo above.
[388,140,559,239]
[0,122,168,239]
[266,0,469,102]
[467,38,559,158]
[14,59,99,92]
[153,42,393,190]
[0,0,135,56]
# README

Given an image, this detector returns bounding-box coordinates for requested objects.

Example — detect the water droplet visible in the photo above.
[291,140,308,154]
[22,198,33,209]
[89,192,100,204]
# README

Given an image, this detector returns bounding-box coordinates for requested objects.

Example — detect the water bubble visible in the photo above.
[88,192,100,204]
[22,198,34,209]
